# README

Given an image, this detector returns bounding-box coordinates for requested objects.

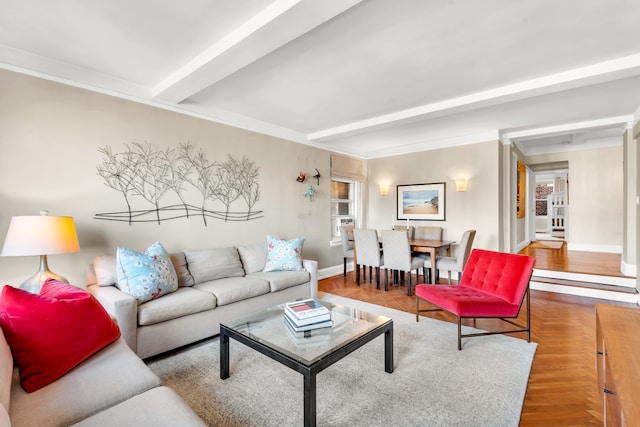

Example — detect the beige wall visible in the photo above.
[526,146,624,251]
[366,141,502,251]
[0,69,332,287]
[623,129,637,272]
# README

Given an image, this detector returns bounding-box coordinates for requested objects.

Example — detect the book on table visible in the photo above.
[284,299,330,323]
[283,312,333,333]
[284,319,333,340]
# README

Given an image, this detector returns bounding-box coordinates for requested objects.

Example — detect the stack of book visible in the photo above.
[284,299,332,336]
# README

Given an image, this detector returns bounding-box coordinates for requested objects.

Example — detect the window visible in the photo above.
[331,178,359,241]
[535,183,554,216]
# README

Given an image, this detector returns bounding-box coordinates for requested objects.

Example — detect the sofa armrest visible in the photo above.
[87,284,138,354]
[302,259,318,299]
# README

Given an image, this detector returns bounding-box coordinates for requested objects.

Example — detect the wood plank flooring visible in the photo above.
[319,248,637,426]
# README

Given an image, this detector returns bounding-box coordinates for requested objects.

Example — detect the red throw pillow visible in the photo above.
[0,279,121,392]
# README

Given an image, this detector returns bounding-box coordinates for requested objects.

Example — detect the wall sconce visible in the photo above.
[379,184,390,196]
[454,179,468,192]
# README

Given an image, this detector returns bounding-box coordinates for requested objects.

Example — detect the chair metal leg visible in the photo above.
[343,257,347,276]
[375,267,380,290]
[415,295,420,321]
[458,317,462,351]
[369,266,373,283]
[407,271,412,296]
[356,264,361,286]
[385,268,389,291]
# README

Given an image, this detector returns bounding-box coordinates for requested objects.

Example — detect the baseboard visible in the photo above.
[319,264,351,280]
[621,261,637,277]
[533,268,636,288]
[516,240,530,252]
[566,243,622,254]
[531,280,638,304]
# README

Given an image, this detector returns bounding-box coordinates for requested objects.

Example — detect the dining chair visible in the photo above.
[339,225,355,277]
[380,230,424,296]
[413,226,443,241]
[392,225,414,239]
[435,230,476,284]
[416,248,535,350]
[353,229,385,289]
[412,226,443,282]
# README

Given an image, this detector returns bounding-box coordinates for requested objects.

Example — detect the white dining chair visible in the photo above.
[353,229,385,289]
[380,230,424,295]
[435,230,477,284]
[339,225,355,277]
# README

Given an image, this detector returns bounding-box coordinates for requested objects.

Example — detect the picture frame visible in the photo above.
[396,182,446,221]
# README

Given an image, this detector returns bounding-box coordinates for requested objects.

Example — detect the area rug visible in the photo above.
[147,294,537,427]
[529,240,565,250]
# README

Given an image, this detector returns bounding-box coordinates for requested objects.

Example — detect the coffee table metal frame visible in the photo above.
[220,303,393,427]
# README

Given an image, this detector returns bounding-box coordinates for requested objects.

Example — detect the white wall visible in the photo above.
[0,69,333,287]
[366,141,502,251]
[526,146,624,252]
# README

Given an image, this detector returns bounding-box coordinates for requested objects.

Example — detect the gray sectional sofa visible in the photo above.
[86,241,318,359]
[0,329,204,427]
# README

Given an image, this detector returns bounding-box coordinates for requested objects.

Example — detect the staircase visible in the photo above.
[531,269,638,304]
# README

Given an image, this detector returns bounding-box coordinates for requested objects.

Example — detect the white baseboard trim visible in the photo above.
[319,264,351,280]
[621,261,637,277]
[531,280,638,304]
[533,268,636,288]
[566,243,622,253]
[516,240,530,252]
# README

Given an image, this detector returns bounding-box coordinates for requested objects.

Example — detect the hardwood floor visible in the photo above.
[319,249,636,426]
[518,243,625,277]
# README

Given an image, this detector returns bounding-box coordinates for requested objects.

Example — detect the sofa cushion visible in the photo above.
[237,242,268,274]
[194,277,270,306]
[9,338,161,427]
[116,242,178,304]
[138,287,217,326]
[246,270,311,292]
[94,255,117,286]
[71,386,205,426]
[264,235,305,272]
[0,280,121,393]
[169,252,196,287]
[94,252,193,288]
[184,247,245,283]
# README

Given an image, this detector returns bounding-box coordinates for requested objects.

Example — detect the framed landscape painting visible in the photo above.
[396,182,446,221]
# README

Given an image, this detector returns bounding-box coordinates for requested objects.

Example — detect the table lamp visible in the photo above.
[1,211,80,293]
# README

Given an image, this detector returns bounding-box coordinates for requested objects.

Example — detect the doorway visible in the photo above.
[530,164,568,243]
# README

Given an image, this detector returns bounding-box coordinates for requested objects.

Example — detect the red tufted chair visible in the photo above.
[415,249,535,350]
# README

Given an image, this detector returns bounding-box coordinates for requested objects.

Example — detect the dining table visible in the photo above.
[408,239,453,284]
[350,236,453,285]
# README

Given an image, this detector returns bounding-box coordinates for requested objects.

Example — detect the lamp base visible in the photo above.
[19,255,69,294]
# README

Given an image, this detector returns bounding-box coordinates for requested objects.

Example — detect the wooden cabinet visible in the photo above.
[547,192,566,238]
[596,303,640,426]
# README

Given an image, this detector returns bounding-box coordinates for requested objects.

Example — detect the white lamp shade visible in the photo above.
[1,216,80,256]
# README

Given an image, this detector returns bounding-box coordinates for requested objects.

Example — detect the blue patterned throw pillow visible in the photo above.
[116,242,178,304]
[263,235,305,272]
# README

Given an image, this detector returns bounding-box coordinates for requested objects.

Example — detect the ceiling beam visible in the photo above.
[308,54,640,143]
[152,0,362,104]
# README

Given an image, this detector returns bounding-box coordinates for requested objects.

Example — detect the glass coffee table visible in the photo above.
[220,300,393,427]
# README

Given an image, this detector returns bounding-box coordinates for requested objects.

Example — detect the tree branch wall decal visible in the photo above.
[95,142,263,225]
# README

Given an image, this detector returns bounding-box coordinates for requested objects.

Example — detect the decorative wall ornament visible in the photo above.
[296,172,307,183]
[312,168,321,185]
[303,185,314,202]
[95,142,262,225]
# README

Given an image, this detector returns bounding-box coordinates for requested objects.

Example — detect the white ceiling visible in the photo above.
[2,0,640,158]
